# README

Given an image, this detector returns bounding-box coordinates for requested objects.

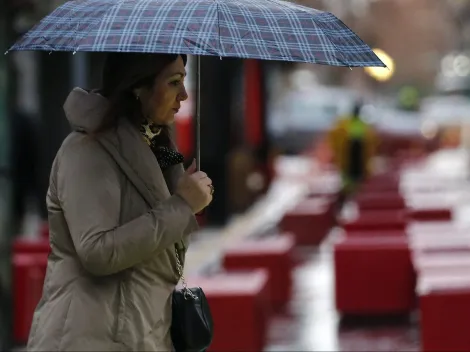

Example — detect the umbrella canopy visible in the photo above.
[8,0,384,68]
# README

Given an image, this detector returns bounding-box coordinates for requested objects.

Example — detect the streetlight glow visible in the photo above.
[364,48,395,82]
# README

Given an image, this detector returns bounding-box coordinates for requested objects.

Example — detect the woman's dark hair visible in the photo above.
[98,52,187,146]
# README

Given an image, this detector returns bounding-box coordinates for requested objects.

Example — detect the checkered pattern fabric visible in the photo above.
[9,0,384,67]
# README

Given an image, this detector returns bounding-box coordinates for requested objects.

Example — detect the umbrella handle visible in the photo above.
[195,55,201,171]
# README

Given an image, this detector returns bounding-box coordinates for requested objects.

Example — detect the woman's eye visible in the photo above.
[170,80,181,86]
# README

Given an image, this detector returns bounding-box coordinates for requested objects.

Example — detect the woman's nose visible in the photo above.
[178,86,189,101]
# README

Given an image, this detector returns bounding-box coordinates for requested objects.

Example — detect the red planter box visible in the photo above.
[13,253,48,344]
[223,234,295,309]
[281,198,334,246]
[188,271,270,352]
[334,236,415,315]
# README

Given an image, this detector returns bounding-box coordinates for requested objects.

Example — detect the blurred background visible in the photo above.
[3,0,470,351]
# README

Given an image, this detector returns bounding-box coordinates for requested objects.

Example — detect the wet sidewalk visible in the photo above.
[265,233,420,352]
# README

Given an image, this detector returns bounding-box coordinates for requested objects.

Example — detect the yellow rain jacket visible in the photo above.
[328,116,377,189]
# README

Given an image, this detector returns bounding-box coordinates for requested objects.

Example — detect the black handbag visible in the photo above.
[171,244,214,352]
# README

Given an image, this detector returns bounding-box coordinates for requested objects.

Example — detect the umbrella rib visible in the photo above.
[322,14,386,68]
[314,25,353,68]
[215,0,223,56]
[263,0,351,66]
[73,0,127,52]
[279,0,384,68]
[224,31,252,55]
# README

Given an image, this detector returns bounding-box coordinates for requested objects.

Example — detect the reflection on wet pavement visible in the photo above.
[265,242,419,352]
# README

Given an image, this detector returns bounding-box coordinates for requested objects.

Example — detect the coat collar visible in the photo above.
[63,87,180,204]
[98,118,172,205]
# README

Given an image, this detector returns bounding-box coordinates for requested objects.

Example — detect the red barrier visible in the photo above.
[407,207,452,222]
[281,198,334,246]
[12,237,51,255]
[355,192,405,211]
[419,273,470,351]
[13,253,48,344]
[345,230,406,238]
[188,270,270,352]
[334,236,415,315]
[40,222,49,239]
[341,210,407,233]
[358,175,400,194]
[222,234,295,309]
[367,172,400,183]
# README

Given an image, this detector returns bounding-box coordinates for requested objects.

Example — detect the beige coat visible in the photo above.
[27,88,199,351]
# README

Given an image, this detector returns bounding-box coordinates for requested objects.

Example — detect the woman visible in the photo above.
[27,53,213,351]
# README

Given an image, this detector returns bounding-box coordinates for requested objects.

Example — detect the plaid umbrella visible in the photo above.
[8,0,384,169]
[8,0,384,68]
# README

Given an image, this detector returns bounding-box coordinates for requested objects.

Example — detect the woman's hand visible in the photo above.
[176,160,213,214]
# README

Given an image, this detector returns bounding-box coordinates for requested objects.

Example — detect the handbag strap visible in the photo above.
[174,247,186,285]
[175,244,198,299]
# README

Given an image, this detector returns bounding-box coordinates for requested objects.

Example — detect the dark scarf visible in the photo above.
[139,119,184,171]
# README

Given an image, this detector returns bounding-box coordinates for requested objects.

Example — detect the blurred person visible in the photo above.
[328,101,377,199]
[27,53,213,351]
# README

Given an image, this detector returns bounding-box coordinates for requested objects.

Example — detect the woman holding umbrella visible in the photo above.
[27,53,213,351]
[8,1,385,350]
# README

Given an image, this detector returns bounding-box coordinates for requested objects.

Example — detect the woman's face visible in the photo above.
[137,55,188,126]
